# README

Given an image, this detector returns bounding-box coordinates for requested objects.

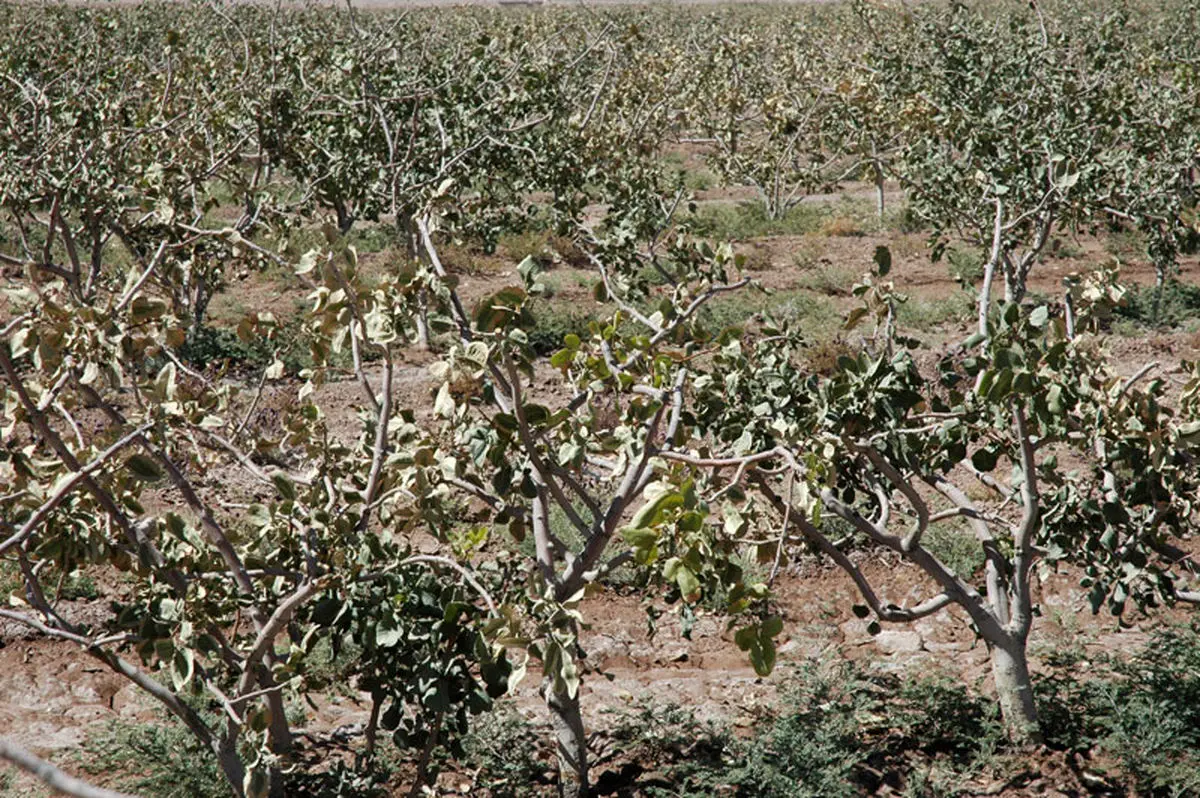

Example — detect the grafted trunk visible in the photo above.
[544,680,589,798]
[1002,267,1023,305]
[989,636,1041,746]
[414,288,431,351]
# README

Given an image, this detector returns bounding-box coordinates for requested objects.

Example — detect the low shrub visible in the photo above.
[1115,279,1200,328]
[945,247,985,287]
[459,705,551,797]
[525,302,596,356]
[921,524,984,580]
[79,718,227,798]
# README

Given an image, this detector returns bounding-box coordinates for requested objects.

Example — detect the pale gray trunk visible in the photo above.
[872,158,885,222]
[1152,262,1167,325]
[414,289,431,350]
[978,256,998,338]
[1003,267,1021,304]
[545,680,589,798]
[399,215,431,350]
[989,636,1041,746]
[215,736,247,797]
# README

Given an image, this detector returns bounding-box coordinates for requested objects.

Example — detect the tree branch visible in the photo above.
[0,739,136,798]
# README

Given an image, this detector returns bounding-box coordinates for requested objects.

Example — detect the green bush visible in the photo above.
[177,319,330,375]
[897,293,972,332]
[698,290,839,342]
[1099,623,1200,796]
[686,201,831,240]
[1115,279,1200,328]
[945,247,984,287]
[525,302,595,356]
[347,224,396,255]
[892,675,1003,766]
[459,705,550,797]
[79,718,227,798]
[1035,623,1200,796]
[59,572,99,601]
[284,762,391,798]
[179,325,272,370]
[728,665,874,798]
[607,662,1015,798]
[921,524,983,580]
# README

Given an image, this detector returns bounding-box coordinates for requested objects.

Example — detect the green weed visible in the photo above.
[795,263,857,296]
[686,201,832,240]
[945,247,985,287]
[897,293,972,332]
[79,718,227,798]
[1115,279,1200,328]
[922,524,983,580]
[459,705,550,797]
[525,301,596,356]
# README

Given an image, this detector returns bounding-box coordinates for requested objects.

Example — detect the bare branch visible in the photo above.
[0,739,136,798]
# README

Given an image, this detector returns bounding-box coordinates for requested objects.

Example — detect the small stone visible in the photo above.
[872,630,923,654]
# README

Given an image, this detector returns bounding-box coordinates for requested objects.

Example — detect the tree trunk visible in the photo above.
[414,288,431,351]
[406,712,443,798]
[1003,269,1020,304]
[398,214,431,350]
[334,199,354,235]
[544,680,589,798]
[1152,262,1166,325]
[989,636,1041,746]
[363,690,383,762]
[872,158,885,222]
[215,735,247,797]
[978,255,998,338]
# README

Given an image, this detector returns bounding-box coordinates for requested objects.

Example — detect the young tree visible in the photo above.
[870,3,1148,335]
[684,20,856,221]
[320,191,771,796]
[668,255,1200,744]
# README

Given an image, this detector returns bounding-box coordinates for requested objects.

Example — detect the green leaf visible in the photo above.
[125,454,163,482]
[272,474,296,501]
[622,527,658,549]
[873,245,892,277]
[761,616,783,638]
[434,383,456,418]
[971,446,999,472]
[844,306,870,331]
[675,565,700,600]
[749,636,776,677]
[632,484,683,528]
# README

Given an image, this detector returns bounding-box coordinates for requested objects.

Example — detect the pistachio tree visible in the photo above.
[327,193,772,796]
[871,3,1146,335]
[668,253,1200,744]
[684,19,855,221]
[0,219,519,796]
